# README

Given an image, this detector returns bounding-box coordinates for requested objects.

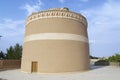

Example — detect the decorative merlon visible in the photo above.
[25,8,87,26]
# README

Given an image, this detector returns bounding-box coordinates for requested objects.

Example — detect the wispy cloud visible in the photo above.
[0,18,25,51]
[59,0,65,3]
[0,18,24,37]
[80,0,89,2]
[20,0,43,15]
[81,0,120,56]
[82,0,120,43]
[59,0,87,3]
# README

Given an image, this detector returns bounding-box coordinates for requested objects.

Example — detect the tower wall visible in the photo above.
[21,8,90,73]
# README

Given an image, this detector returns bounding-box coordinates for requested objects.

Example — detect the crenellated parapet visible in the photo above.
[25,8,87,26]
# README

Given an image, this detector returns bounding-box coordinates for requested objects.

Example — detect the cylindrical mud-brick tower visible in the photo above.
[21,8,90,73]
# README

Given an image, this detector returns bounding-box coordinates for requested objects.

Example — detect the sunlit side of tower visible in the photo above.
[21,8,90,73]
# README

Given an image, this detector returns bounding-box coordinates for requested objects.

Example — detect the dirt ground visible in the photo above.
[0,66,120,80]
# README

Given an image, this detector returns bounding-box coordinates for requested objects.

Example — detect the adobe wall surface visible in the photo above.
[21,8,90,73]
[0,60,21,69]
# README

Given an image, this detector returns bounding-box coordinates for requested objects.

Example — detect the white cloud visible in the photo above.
[0,18,25,52]
[0,18,24,37]
[59,0,65,3]
[80,0,88,2]
[0,19,24,37]
[21,0,43,15]
[81,0,120,42]
[81,0,120,56]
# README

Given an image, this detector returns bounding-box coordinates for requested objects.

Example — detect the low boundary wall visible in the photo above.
[0,60,21,69]
[110,62,120,67]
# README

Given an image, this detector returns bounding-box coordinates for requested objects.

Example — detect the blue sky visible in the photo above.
[0,0,120,57]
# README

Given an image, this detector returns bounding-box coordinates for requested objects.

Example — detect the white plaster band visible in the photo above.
[24,33,88,43]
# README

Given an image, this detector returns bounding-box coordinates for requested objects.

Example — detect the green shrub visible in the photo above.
[95,59,109,66]
[108,54,120,62]
[97,59,109,62]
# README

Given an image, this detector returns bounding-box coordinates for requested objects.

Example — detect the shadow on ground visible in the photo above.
[90,64,107,70]
[0,68,20,72]
[0,78,7,80]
